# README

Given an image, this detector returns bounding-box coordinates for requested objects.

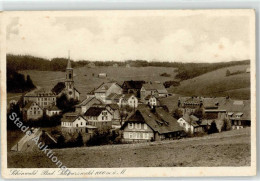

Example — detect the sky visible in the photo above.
[6,11,252,62]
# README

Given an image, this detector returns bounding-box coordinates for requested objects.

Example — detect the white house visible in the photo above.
[46,105,61,117]
[84,107,113,128]
[23,102,44,121]
[118,94,138,108]
[145,95,158,107]
[61,113,94,133]
[177,114,202,134]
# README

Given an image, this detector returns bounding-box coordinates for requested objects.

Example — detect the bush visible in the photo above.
[86,128,122,146]
[163,81,180,88]
[160,73,171,77]
[221,118,232,132]
[173,108,183,119]
[208,121,219,134]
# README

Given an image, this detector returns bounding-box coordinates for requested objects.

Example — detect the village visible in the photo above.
[8,57,251,151]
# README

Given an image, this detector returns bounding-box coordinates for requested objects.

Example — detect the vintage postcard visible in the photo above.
[0,10,256,178]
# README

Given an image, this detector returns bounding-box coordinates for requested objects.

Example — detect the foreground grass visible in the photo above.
[8,128,251,168]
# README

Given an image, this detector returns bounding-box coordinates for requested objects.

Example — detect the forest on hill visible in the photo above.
[7,54,250,81]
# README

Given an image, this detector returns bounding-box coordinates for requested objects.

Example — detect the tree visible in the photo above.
[193,108,203,119]
[76,133,84,147]
[56,93,78,113]
[226,69,231,76]
[221,118,232,132]
[208,121,219,134]
[26,75,36,89]
[173,108,183,119]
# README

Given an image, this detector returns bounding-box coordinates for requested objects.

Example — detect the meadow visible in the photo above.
[169,65,250,100]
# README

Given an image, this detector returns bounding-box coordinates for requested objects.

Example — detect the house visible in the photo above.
[46,105,61,117]
[105,93,122,104]
[202,97,227,120]
[94,82,123,103]
[52,58,80,101]
[145,95,159,107]
[23,102,44,121]
[177,114,204,134]
[23,88,56,109]
[98,73,107,78]
[75,97,102,114]
[219,99,251,129]
[121,106,184,142]
[122,80,145,98]
[61,113,95,133]
[178,97,202,114]
[84,107,113,129]
[118,94,138,109]
[140,83,168,101]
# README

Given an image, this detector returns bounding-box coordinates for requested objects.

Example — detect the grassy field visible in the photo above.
[168,65,250,100]
[20,66,177,101]
[8,128,251,168]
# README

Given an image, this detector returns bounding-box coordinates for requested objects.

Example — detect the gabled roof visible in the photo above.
[61,112,86,122]
[24,101,42,110]
[108,104,119,110]
[142,83,168,94]
[47,105,60,111]
[145,95,156,100]
[120,94,136,101]
[218,99,250,120]
[122,80,145,90]
[25,88,56,97]
[182,114,200,127]
[84,107,108,117]
[106,93,120,100]
[202,97,227,109]
[94,82,122,93]
[76,97,102,107]
[122,106,184,134]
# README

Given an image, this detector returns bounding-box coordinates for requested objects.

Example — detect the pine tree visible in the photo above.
[208,121,219,134]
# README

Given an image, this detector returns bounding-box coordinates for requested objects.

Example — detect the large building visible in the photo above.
[23,88,56,109]
[121,106,184,142]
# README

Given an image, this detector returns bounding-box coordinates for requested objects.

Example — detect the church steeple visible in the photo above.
[66,50,72,69]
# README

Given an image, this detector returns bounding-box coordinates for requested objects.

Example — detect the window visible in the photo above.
[135,123,141,129]
[81,122,83,125]
[129,133,133,139]
[128,123,133,129]
[144,124,147,130]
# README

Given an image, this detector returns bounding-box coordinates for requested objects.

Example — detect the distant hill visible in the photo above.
[169,65,250,100]
[7,54,249,79]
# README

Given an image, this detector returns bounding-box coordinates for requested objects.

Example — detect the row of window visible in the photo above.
[37,97,55,101]
[128,132,150,139]
[128,123,147,130]
[29,111,41,115]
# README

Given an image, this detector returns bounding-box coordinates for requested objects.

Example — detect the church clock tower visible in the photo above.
[65,53,74,100]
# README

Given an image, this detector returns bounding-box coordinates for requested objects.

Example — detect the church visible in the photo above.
[52,57,80,101]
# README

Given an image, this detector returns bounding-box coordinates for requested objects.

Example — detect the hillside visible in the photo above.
[8,128,250,168]
[168,65,250,100]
